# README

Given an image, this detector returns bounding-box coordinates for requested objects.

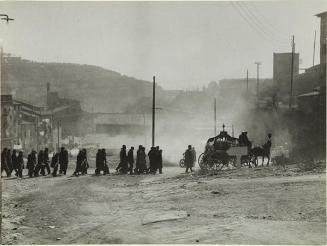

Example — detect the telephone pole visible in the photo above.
[254,62,261,102]
[246,69,249,94]
[57,120,60,151]
[214,98,217,136]
[289,35,295,109]
[313,30,316,67]
[152,76,155,147]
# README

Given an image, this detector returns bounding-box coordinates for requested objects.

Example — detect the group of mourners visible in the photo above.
[1,147,71,178]
[1,148,24,178]
[1,144,165,178]
[114,145,163,175]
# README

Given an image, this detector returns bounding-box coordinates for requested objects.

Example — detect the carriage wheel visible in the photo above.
[179,159,185,168]
[198,153,208,170]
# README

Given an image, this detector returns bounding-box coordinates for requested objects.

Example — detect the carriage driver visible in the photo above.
[238,131,251,148]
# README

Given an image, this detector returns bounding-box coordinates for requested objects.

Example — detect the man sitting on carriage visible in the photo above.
[238,131,252,150]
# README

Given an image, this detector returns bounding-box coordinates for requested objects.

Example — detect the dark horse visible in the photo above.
[250,142,272,167]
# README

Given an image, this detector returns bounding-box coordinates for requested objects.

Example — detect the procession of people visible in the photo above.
[1,144,166,179]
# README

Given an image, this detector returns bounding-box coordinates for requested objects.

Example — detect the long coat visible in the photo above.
[184,149,193,168]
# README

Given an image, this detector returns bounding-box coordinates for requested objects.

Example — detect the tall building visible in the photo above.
[273,52,300,96]
[316,11,327,83]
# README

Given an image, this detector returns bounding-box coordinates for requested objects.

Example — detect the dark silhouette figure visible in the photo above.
[26,150,37,178]
[116,145,128,174]
[1,148,10,177]
[184,145,194,173]
[127,147,134,174]
[17,151,24,178]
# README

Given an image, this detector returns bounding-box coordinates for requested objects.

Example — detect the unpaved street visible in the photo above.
[1,166,326,244]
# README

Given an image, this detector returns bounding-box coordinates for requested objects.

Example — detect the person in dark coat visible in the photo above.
[35,150,44,177]
[1,148,10,177]
[116,145,128,174]
[17,151,24,178]
[184,145,194,173]
[43,148,51,175]
[26,150,37,178]
[157,149,163,174]
[102,149,110,175]
[73,150,83,176]
[81,149,89,175]
[127,147,134,175]
[6,149,13,176]
[51,152,60,177]
[134,145,142,174]
[12,150,18,177]
[95,149,102,175]
[63,150,69,175]
[59,147,69,175]
[148,147,156,174]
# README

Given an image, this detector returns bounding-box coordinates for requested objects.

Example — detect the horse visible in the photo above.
[250,143,271,167]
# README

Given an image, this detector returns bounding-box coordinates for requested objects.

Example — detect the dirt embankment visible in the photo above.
[1,165,326,244]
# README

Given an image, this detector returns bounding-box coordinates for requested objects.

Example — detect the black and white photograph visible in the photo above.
[0,0,326,244]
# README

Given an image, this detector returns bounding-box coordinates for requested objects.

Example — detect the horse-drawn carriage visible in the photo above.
[198,126,271,171]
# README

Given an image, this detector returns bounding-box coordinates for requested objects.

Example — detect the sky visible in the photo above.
[0,1,326,90]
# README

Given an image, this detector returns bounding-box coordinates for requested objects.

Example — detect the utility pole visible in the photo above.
[57,120,60,151]
[246,69,249,94]
[232,124,234,138]
[289,35,295,109]
[254,62,261,102]
[152,76,155,147]
[36,116,39,152]
[214,98,217,136]
[313,30,316,67]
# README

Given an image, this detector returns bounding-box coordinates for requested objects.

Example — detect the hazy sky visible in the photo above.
[0,1,326,89]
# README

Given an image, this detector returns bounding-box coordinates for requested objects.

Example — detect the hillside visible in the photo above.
[1,56,162,112]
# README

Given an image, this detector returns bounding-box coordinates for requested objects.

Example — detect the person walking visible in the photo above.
[139,147,147,174]
[148,147,156,174]
[35,150,44,177]
[184,145,194,173]
[116,145,128,174]
[95,149,102,175]
[51,152,60,177]
[73,150,83,176]
[81,149,89,175]
[44,148,51,175]
[127,147,134,175]
[12,150,18,177]
[102,149,110,175]
[17,151,24,178]
[26,150,37,178]
[1,148,10,177]
[134,145,142,174]
[157,149,163,174]
[6,149,13,176]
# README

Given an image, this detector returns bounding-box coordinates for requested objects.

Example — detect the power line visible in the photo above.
[231,2,289,48]
[247,2,290,41]
[236,2,289,47]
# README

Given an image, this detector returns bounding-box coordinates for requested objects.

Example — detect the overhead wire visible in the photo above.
[231,2,290,49]
[238,2,290,46]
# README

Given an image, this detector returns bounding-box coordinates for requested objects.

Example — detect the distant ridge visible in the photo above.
[1,56,162,112]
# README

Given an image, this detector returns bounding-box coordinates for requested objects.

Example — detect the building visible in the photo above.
[273,52,300,96]
[1,95,21,149]
[316,11,326,85]
[1,95,58,152]
[293,11,327,96]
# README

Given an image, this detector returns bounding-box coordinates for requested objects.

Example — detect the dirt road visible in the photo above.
[1,166,326,244]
